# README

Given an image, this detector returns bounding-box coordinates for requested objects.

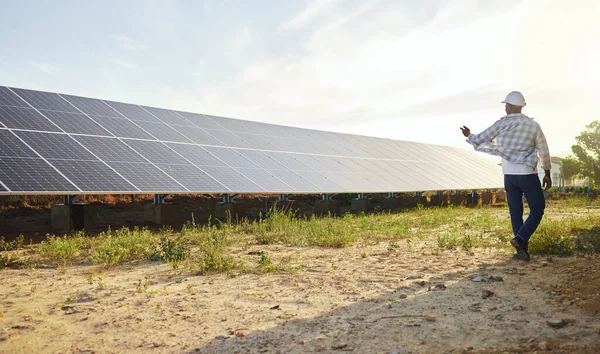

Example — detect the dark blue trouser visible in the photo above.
[504,174,546,244]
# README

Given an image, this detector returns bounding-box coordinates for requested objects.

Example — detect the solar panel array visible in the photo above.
[0,86,503,195]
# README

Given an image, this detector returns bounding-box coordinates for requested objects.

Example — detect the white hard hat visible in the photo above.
[501,91,526,106]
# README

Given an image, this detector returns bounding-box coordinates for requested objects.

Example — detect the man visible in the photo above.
[460,91,552,261]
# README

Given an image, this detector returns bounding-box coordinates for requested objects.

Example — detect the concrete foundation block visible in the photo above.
[144,203,179,226]
[382,198,400,211]
[428,194,448,207]
[314,200,341,216]
[351,198,374,214]
[449,193,466,206]
[495,191,507,203]
[480,191,494,205]
[214,202,247,221]
[466,193,481,207]
[51,204,95,232]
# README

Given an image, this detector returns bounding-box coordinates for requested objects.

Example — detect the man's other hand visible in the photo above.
[460,126,471,137]
[543,170,552,190]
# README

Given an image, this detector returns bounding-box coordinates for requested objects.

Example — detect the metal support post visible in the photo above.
[63,195,79,205]
[277,194,289,202]
[153,194,169,204]
[357,193,367,200]
[387,192,397,198]
[222,193,234,203]
[321,194,332,201]
[414,191,422,197]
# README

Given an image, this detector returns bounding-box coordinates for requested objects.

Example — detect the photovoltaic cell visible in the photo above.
[172,111,224,130]
[0,105,62,132]
[205,114,245,132]
[0,157,78,192]
[268,170,320,192]
[15,131,97,161]
[294,170,344,191]
[166,144,227,167]
[157,164,228,192]
[203,129,255,149]
[60,94,122,117]
[236,168,294,192]
[233,133,280,150]
[0,86,29,107]
[168,125,224,146]
[202,147,259,169]
[49,159,137,192]
[11,88,79,112]
[264,152,310,171]
[124,140,189,164]
[141,107,194,127]
[39,110,112,136]
[237,149,286,170]
[133,121,192,143]
[0,130,38,158]
[201,166,264,192]
[73,136,147,163]
[107,162,186,192]
[90,116,154,139]
[104,101,161,123]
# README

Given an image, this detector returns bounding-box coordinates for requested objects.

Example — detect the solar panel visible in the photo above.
[0,85,505,195]
[11,88,79,112]
[39,110,112,136]
[0,105,62,132]
[0,157,77,192]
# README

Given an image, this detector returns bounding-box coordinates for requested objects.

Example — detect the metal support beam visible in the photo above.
[152,194,169,204]
[63,195,79,205]
[414,191,423,197]
[435,190,443,196]
[387,192,397,198]
[321,194,332,201]
[357,193,368,200]
[223,193,234,203]
[277,194,291,202]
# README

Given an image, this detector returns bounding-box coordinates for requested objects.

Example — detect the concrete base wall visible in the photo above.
[428,194,448,207]
[351,198,374,214]
[51,204,95,232]
[382,198,400,211]
[143,203,179,226]
[449,193,466,206]
[466,193,481,207]
[480,191,494,205]
[215,202,247,221]
[314,200,341,216]
[495,191,507,203]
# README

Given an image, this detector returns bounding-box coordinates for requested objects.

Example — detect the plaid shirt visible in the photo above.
[467,113,552,171]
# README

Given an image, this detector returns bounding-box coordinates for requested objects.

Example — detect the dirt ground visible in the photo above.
[1,196,599,353]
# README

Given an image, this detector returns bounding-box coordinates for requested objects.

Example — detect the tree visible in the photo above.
[561,156,583,182]
[570,120,600,186]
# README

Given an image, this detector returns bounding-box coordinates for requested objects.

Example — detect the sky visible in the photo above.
[1,0,599,157]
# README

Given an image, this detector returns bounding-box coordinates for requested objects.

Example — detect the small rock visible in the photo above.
[547,319,567,328]
[399,294,408,299]
[433,284,447,290]
[489,275,503,282]
[512,305,525,311]
[315,346,327,352]
[481,290,494,299]
[331,342,348,350]
[270,305,280,310]
[472,276,486,282]
[406,275,421,280]
[541,262,548,267]
[214,335,228,341]
[424,315,436,322]
[414,281,427,287]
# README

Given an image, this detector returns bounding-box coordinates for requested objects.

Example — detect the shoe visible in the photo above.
[510,237,530,261]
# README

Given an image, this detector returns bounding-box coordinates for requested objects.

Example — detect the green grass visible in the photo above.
[2,197,598,272]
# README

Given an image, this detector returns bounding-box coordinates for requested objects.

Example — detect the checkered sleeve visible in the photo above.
[535,124,551,171]
[467,120,501,146]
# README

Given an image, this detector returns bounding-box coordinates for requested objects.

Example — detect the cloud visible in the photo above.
[116,35,148,51]
[277,0,340,32]
[111,59,140,71]
[27,61,57,74]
